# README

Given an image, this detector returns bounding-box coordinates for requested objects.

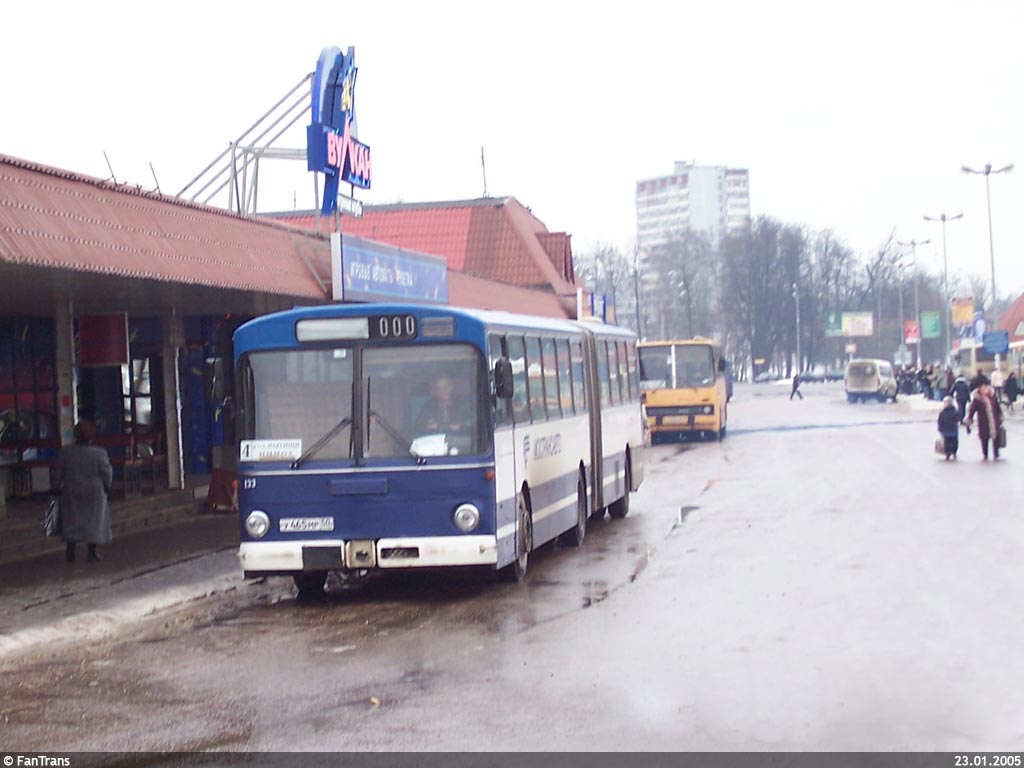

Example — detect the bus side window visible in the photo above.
[626,341,638,401]
[507,335,530,424]
[556,338,573,415]
[617,341,631,401]
[489,334,511,428]
[526,337,546,423]
[571,341,587,412]
[597,340,611,407]
[542,337,561,420]
[609,340,623,405]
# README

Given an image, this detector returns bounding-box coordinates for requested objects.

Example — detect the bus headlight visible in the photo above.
[702,405,714,415]
[453,503,480,532]
[245,510,271,538]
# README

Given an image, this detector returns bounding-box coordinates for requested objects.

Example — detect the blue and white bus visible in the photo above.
[233,303,645,593]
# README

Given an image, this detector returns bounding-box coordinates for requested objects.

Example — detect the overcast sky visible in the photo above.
[4,0,1022,301]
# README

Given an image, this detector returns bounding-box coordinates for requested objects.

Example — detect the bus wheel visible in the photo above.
[559,474,588,547]
[608,464,631,519]
[293,572,327,599]
[500,494,533,582]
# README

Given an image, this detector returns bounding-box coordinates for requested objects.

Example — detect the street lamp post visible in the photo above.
[896,239,930,368]
[923,212,963,365]
[962,163,1013,321]
[793,283,800,374]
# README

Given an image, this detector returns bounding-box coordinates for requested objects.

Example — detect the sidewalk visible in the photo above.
[0,514,241,662]
[0,483,244,663]
[0,475,215,564]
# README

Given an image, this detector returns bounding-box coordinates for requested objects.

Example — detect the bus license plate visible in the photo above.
[280,517,335,533]
[663,416,690,425]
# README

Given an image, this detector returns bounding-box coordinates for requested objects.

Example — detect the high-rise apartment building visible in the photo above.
[635,161,751,252]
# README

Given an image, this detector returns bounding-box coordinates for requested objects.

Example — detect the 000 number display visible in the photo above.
[368,315,417,341]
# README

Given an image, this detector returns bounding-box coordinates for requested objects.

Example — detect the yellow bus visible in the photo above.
[638,338,728,442]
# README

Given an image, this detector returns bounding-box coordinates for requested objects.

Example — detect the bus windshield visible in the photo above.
[241,343,489,462]
[639,344,715,389]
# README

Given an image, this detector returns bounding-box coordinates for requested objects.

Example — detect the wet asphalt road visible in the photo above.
[2,382,1023,751]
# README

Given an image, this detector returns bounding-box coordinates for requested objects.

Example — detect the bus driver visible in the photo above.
[415,374,471,436]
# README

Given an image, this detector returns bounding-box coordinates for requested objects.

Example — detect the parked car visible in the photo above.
[844,358,898,402]
[800,369,824,383]
[754,372,778,383]
[824,368,845,382]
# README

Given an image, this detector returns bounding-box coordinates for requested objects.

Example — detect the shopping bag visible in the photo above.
[997,425,1007,449]
[934,437,945,455]
[44,497,61,537]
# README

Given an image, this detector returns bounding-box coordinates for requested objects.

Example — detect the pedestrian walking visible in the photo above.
[966,379,1004,461]
[1005,371,1019,411]
[937,396,962,460]
[952,375,970,421]
[52,419,113,562]
[790,372,802,400]
[991,366,1005,406]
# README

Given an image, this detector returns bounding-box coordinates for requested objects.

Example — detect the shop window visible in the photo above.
[0,318,58,454]
[122,358,153,430]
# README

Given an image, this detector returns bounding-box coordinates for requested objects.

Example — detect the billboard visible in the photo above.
[825,311,874,337]
[904,320,921,344]
[920,311,941,339]
[824,312,843,338]
[951,297,974,326]
[842,312,874,337]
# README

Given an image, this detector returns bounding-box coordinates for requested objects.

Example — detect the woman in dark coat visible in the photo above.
[53,419,113,562]
[966,380,1003,461]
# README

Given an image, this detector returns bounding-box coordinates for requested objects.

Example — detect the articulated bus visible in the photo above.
[233,303,645,593]
[637,338,728,442]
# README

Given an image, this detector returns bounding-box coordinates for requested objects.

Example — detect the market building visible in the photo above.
[0,153,579,506]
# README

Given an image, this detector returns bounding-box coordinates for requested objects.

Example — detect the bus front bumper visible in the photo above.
[648,414,718,432]
[239,535,498,575]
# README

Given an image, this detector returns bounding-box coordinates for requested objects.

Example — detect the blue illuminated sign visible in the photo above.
[336,235,448,304]
[983,330,1009,355]
[307,46,371,215]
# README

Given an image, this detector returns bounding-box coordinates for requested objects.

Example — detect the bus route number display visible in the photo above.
[368,314,417,341]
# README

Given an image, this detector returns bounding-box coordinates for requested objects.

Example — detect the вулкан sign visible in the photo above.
[307,46,371,216]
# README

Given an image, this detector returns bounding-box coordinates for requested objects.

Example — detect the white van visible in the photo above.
[844,359,898,403]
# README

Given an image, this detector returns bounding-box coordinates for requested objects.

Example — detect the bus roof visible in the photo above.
[234,302,635,357]
[638,338,718,347]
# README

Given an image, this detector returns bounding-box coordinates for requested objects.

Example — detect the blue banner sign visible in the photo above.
[307,46,371,216]
[982,330,1009,355]
[332,234,448,304]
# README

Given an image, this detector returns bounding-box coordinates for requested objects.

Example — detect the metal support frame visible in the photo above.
[177,74,313,217]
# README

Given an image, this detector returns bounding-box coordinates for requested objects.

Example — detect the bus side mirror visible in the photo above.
[205,357,226,402]
[717,358,727,373]
[494,358,514,399]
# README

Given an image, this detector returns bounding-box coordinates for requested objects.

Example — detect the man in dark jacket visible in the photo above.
[790,372,802,400]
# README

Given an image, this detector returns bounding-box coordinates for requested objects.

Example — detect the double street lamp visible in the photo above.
[961,163,1013,320]
[896,239,930,368]
[923,212,963,364]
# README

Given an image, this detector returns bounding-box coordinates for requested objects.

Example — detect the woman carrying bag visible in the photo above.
[52,419,113,562]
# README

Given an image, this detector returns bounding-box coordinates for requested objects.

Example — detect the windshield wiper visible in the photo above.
[365,376,414,456]
[369,409,412,455]
[291,416,353,469]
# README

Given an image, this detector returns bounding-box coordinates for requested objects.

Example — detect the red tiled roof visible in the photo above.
[449,271,572,317]
[998,291,1024,341]
[274,197,577,296]
[0,154,330,300]
[0,154,573,319]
